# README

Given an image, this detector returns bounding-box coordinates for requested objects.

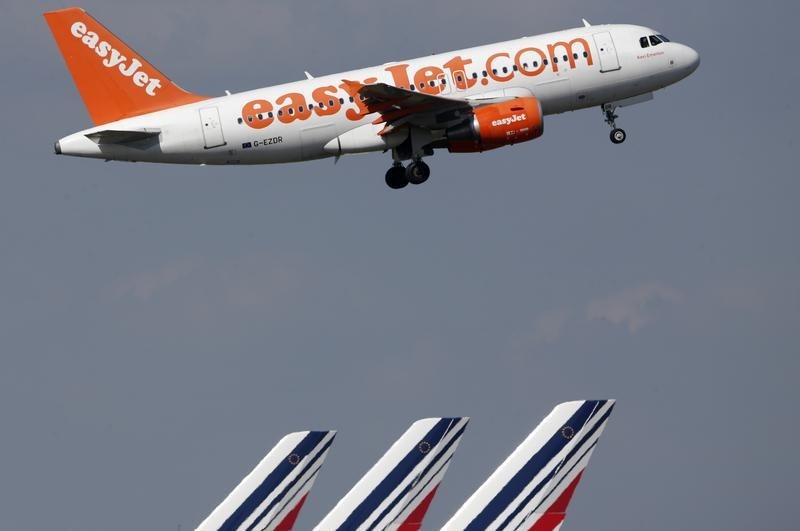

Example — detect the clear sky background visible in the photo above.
[1,1,798,530]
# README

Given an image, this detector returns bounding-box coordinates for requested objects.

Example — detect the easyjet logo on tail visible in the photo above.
[70,21,161,96]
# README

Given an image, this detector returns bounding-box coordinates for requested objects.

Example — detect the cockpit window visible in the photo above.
[657,34,670,42]
[640,36,650,48]
[649,35,662,46]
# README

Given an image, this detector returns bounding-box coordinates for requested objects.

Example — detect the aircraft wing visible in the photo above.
[343,80,474,135]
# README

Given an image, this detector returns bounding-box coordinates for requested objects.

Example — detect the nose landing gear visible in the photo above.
[602,103,627,144]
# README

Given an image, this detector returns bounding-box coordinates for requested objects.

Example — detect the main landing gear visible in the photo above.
[384,159,430,189]
[602,103,627,144]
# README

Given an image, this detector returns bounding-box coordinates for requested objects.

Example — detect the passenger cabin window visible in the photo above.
[640,36,650,48]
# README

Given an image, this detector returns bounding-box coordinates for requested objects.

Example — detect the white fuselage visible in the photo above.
[56,24,699,164]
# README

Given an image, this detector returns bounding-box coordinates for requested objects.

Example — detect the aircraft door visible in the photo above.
[199,107,226,149]
[592,32,621,72]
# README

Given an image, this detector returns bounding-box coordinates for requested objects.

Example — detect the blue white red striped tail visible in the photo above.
[313,417,469,531]
[441,400,615,531]
[195,430,336,531]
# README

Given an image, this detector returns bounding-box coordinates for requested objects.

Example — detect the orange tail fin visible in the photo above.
[43,7,207,125]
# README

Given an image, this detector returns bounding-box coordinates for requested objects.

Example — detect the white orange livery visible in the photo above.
[45,7,699,189]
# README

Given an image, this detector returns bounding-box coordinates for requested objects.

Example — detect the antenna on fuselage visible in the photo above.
[582,18,592,27]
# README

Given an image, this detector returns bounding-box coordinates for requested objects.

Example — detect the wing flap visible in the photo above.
[343,80,472,130]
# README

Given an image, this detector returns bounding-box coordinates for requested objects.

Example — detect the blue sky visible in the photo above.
[1,1,798,530]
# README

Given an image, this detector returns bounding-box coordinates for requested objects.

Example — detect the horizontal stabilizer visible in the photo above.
[85,129,161,145]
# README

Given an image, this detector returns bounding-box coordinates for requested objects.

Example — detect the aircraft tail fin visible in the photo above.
[43,7,207,125]
[313,417,469,531]
[196,430,336,531]
[441,400,615,531]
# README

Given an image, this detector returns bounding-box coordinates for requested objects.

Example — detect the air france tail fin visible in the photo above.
[313,417,469,531]
[441,400,615,531]
[43,7,207,125]
[196,430,336,531]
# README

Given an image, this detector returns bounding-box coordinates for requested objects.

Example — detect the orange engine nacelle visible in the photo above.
[446,97,544,153]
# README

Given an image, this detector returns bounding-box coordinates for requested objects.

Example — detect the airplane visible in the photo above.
[195,430,336,531]
[313,417,469,530]
[44,7,699,189]
[440,400,615,531]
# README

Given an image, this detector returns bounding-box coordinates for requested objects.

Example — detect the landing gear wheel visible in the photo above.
[610,128,627,144]
[406,160,430,185]
[385,165,408,189]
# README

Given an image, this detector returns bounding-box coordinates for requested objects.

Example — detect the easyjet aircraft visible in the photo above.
[441,400,615,531]
[44,7,698,189]
[195,430,336,531]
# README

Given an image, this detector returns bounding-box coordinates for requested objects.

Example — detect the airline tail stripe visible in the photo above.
[365,419,465,530]
[390,451,454,525]
[502,406,612,531]
[388,431,462,526]
[371,451,455,530]
[335,418,459,530]
[272,494,309,531]
[503,405,613,528]
[262,460,327,528]
[367,422,466,529]
[247,441,333,531]
[220,431,331,531]
[506,439,599,530]
[464,400,607,530]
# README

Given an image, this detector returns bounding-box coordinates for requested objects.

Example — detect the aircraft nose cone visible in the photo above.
[682,45,700,74]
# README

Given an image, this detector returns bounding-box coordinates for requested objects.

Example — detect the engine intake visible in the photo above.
[446,97,544,153]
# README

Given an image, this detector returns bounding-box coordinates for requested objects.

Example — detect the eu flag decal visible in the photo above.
[242,142,253,149]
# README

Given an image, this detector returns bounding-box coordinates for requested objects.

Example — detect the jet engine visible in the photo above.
[446,97,544,153]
